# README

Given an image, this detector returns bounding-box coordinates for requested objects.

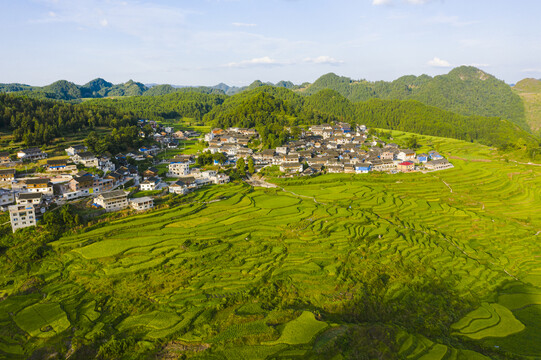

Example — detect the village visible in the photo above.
[0,120,452,233]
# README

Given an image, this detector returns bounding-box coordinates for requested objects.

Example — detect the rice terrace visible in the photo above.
[1,133,541,359]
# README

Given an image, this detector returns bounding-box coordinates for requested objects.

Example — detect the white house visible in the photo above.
[94,190,129,212]
[129,196,154,211]
[168,162,190,177]
[9,204,36,233]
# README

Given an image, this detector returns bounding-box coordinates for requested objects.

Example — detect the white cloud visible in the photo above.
[429,15,478,27]
[225,56,281,68]
[232,22,256,27]
[303,56,344,65]
[522,68,541,73]
[405,0,432,4]
[372,0,392,5]
[427,57,452,67]
[468,63,490,67]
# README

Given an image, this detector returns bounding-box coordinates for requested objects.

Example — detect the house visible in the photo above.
[276,147,288,155]
[130,196,154,211]
[98,157,115,173]
[72,152,99,167]
[355,163,372,174]
[397,161,415,172]
[25,178,53,195]
[175,130,187,139]
[0,152,11,164]
[68,174,94,192]
[17,192,43,206]
[282,154,300,164]
[0,169,16,182]
[326,164,344,173]
[429,151,444,160]
[168,162,190,177]
[397,149,416,161]
[9,204,36,232]
[94,190,129,212]
[140,177,162,191]
[425,159,453,170]
[417,153,429,163]
[169,180,189,195]
[46,159,77,173]
[143,167,159,180]
[280,163,303,174]
[65,145,87,157]
[380,151,396,160]
[212,173,230,184]
[0,188,15,209]
[17,148,47,161]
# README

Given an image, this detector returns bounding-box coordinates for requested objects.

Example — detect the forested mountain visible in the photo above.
[87,91,227,121]
[514,78,541,93]
[301,67,528,132]
[0,94,138,146]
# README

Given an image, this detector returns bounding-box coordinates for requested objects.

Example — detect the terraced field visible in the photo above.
[1,133,541,359]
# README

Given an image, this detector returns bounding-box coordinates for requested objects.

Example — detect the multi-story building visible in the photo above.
[168,162,190,177]
[9,204,36,232]
[16,192,43,206]
[17,148,47,161]
[0,188,15,209]
[25,178,53,196]
[0,169,16,182]
[129,196,154,211]
[94,190,129,212]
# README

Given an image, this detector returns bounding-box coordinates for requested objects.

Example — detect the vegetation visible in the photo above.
[302,66,529,131]
[0,94,138,146]
[513,78,541,134]
[1,134,541,358]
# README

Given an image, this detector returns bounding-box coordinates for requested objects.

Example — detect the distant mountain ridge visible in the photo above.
[0,67,531,132]
[513,78,541,133]
[301,66,529,132]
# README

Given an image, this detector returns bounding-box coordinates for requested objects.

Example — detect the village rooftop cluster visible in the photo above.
[0,120,452,233]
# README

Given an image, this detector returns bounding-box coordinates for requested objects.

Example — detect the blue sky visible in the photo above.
[1,0,540,86]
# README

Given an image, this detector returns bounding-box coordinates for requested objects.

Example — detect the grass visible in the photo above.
[264,311,327,345]
[13,303,70,338]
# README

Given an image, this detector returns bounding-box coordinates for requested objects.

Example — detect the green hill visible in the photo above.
[513,78,541,134]
[302,67,529,132]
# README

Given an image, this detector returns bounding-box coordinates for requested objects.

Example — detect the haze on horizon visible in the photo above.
[1,0,540,87]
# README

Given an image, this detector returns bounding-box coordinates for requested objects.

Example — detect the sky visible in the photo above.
[1,0,540,87]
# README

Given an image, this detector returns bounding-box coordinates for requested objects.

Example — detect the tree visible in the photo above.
[212,152,227,165]
[247,156,255,174]
[236,157,246,176]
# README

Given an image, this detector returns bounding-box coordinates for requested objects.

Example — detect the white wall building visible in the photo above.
[94,190,129,212]
[129,197,154,211]
[168,162,190,177]
[9,204,36,232]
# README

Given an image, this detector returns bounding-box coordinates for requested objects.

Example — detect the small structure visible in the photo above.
[9,204,36,232]
[0,188,15,209]
[0,152,11,164]
[397,149,416,161]
[94,190,129,212]
[16,192,43,206]
[140,177,162,191]
[17,148,47,161]
[129,196,154,211]
[72,152,99,168]
[169,180,189,195]
[65,145,87,157]
[425,159,453,170]
[280,163,303,174]
[0,169,16,182]
[168,162,190,177]
[25,178,53,195]
[397,161,415,172]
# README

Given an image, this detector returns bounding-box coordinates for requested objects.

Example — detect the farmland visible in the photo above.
[1,134,541,359]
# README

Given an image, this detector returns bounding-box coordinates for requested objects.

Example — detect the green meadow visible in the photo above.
[1,133,541,359]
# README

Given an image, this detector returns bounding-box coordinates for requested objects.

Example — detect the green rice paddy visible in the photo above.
[1,133,541,358]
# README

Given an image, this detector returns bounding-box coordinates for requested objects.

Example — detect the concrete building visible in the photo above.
[94,190,129,212]
[9,204,36,232]
[129,196,154,211]
[168,162,190,177]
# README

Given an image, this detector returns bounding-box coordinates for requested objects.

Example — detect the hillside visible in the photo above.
[513,78,541,133]
[302,67,529,132]
[2,135,541,359]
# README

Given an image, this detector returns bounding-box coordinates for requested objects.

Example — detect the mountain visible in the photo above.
[513,78,541,133]
[302,67,529,132]
[514,78,541,93]
[81,78,113,97]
